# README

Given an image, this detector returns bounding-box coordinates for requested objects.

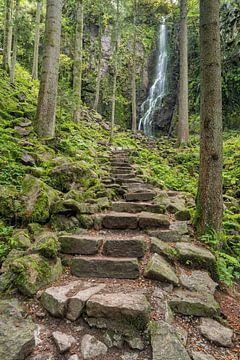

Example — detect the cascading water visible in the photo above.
[139,19,168,136]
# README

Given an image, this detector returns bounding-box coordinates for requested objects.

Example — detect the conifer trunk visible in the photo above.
[131,0,137,133]
[36,0,63,138]
[32,0,42,80]
[3,0,14,73]
[10,0,20,83]
[73,0,84,122]
[197,0,223,232]
[177,0,189,146]
[110,0,120,143]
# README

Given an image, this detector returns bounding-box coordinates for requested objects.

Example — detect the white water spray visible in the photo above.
[139,20,168,136]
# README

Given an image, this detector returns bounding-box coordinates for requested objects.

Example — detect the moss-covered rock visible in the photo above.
[0,186,20,222]
[20,175,60,224]
[9,254,62,297]
[50,214,80,232]
[32,232,60,258]
[12,229,31,250]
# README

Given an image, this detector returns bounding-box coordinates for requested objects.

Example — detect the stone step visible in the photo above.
[67,256,140,279]
[117,178,140,184]
[114,173,134,179]
[125,192,156,202]
[111,168,132,174]
[110,161,130,166]
[59,235,102,255]
[100,212,170,230]
[111,201,164,214]
[102,236,145,258]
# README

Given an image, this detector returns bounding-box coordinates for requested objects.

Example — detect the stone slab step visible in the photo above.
[86,292,150,330]
[100,212,170,230]
[111,201,164,214]
[111,167,132,173]
[114,174,134,179]
[110,161,130,167]
[125,192,156,202]
[67,256,140,279]
[117,178,140,184]
[102,236,145,258]
[59,235,102,255]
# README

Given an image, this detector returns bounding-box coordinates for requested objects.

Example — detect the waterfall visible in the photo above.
[139,20,168,136]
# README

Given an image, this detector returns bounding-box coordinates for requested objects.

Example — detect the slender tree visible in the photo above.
[73,0,84,122]
[110,0,120,142]
[32,0,42,80]
[177,0,189,146]
[131,0,137,133]
[36,0,63,138]
[10,0,20,83]
[2,0,14,73]
[93,4,102,112]
[196,0,223,232]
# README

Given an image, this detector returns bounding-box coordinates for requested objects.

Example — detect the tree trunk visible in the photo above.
[177,0,189,146]
[2,0,14,73]
[196,0,223,233]
[93,11,102,112]
[110,0,120,143]
[73,0,83,122]
[36,0,63,138]
[131,0,137,133]
[10,0,20,83]
[32,0,42,80]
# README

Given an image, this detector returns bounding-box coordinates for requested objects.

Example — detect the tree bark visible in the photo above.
[32,0,42,80]
[93,10,102,112]
[73,0,84,122]
[2,0,14,73]
[110,0,120,143]
[36,0,63,138]
[177,0,189,146]
[197,0,223,232]
[131,0,137,133]
[10,0,20,83]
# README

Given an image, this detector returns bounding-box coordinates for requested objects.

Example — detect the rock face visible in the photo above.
[150,321,191,360]
[169,289,220,317]
[81,334,108,359]
[144,253,179,285]
[52,331,76,353]
[86,293,150,330]
[0,300,37,360]
[199,318,233,347]
[20,175,59,224]
[179,270,217,294]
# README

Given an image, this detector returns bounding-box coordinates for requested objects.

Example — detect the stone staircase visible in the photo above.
[35,149,235,360]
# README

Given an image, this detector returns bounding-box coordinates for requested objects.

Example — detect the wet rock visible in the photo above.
[52,331,76,354]
[169,289,220,317]
[0,299,37,360]
[191,351,216,360]
[86,292,150,330]
[179,270,217,294]
[81,334,108,359]
[144,253,179,285]
[199,318,233,347]
[150,321,191,360]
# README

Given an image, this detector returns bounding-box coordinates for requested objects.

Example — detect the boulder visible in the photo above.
[199,318,233,347]
[179,270,217,294]
[81,334,108,359]
[10,254,62,296]
[0,185,19,222]
[144,253,179,285]
[12,229,31,250]
[150,321,191,360]
[52,331,76,354]
[0,299,37,360]
[86,293,150,330]
[150,237,177,260]
[20,175,59,224]
[191,351,216,360]
[169,289,220,317]
[175,242,216,276]
[32,232,60,258]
